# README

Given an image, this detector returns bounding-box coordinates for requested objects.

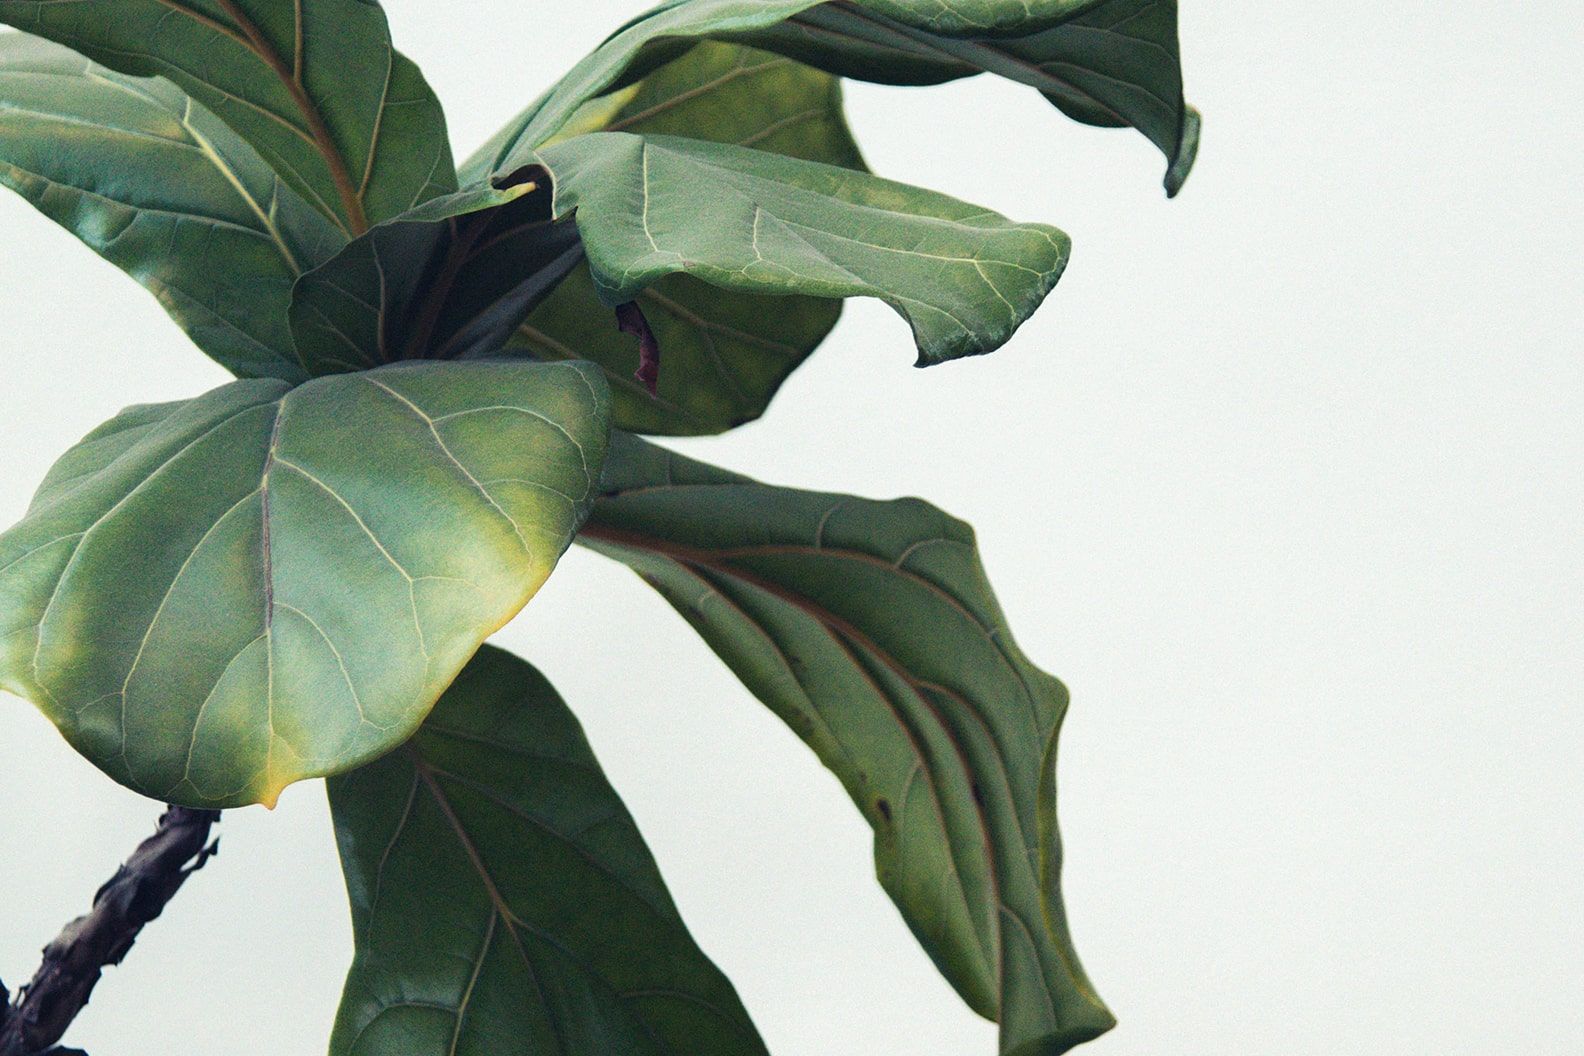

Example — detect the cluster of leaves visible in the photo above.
[0,2,1195,1053]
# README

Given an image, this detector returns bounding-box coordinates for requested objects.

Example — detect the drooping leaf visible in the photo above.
[0,0,454,234]
[502,41,864,436]
[536,132,1070,365]
[327,644,767,1056]
[0,362,610,809]
[289,183,583,376]
[580,433,1113,1055]
[0,34,342,381]
[471,0,1197,196]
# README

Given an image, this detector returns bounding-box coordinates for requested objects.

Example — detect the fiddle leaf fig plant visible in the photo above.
[0,2,1197,1054]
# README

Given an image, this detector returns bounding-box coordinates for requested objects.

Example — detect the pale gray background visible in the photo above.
[2,3,1580,1053]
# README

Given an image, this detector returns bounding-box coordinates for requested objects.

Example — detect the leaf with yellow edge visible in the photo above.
[0,361,609,808]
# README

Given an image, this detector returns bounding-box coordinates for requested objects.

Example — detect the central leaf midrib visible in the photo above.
[152,0,375,233]
[408,752,706,1056]
[258,401,284,632]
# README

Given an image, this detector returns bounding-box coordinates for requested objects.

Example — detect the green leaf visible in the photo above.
[543,40,864,167]
[0,362,610,809]
[289,183,583,376]
[0,34,342,382]
[536,132,1070,365]
[0,0,454,234]
[580,433,1113,1055]
[503,41,863,436]
[471,0,1196,197]
[327,644,767,1056]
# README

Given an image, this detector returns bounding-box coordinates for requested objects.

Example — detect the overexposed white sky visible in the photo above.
[2,3,1581,1054]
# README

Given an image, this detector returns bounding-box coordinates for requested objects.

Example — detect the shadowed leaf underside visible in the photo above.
[474,0,1196,196]
[580,433,1113,1054]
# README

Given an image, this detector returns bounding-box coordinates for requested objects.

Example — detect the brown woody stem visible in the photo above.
[0,806,221,1056]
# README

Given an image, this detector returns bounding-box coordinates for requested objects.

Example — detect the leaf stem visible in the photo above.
[399,215,493,362]
[614,302,662,395]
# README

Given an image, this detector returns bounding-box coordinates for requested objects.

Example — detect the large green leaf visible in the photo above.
[327,645,767,1056]
[289,183,583,376]
[0,0,454,234]
[290,40,864,430]
[540,40,864,166]
[580,433,1112,1055]
[0,362,610,809]
[503,41,863,436]
[536,132,1070,365]
[470,0,1197,196]
[0,34,342,382]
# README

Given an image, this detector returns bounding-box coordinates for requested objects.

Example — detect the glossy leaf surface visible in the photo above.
[0,0,454,233]
[327,645,767,1056]
[473,0,1196,196]
[0,362,609,808]
[504,41,862,435]
[537,132,1070,365]
[289,184,582,376]
[581,433,1113,1055]
[0,34,341,381]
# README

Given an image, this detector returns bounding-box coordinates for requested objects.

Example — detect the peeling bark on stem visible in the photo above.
[0,806,220,1056]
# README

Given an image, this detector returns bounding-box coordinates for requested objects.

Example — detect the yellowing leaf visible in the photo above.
[0,362,609,808]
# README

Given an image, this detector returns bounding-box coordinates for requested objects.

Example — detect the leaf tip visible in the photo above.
[1164,106,1202,198]
[256,779,286,811]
